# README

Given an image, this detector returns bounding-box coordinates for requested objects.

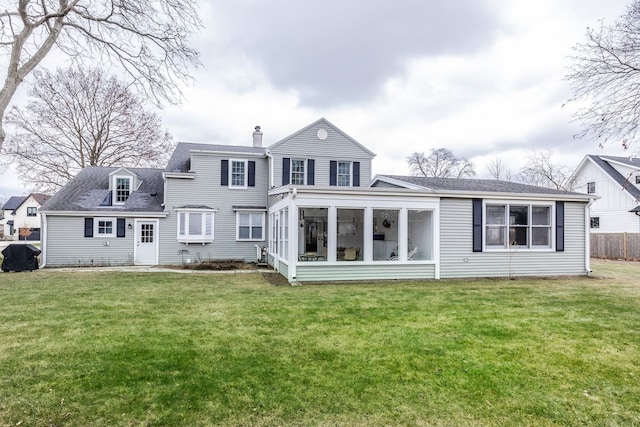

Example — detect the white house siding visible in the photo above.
[158,152,269,265]
[295,263,436,282]
[269,121,373,188]
[440,198,588,278]
[14,196,42,230]
[45,216,135,267]
[574,161,640,233]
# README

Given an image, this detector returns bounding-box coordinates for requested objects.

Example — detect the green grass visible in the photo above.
[0,260,639,426]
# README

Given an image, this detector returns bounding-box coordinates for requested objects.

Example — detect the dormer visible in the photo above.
[108,167,140,205]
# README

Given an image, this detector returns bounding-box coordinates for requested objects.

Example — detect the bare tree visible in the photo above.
[0,0,201,150]
[3,68,173,192]
[566,1,640,149]
[487,157,514,181]
[517,150,575,190]
[408,148,476,178]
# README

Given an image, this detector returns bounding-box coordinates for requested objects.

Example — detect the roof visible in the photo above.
[585,155,640,202]
[40,166,165,212]
[2,196,27,211]
[376,175,589,197]
[10,193,52,212]
[166,142,266,173]
[268,117,377,158]
[30,193,51,206]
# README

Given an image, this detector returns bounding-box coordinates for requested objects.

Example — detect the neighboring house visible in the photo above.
[1,194,50,240]
[40,118,595,281]
[571,155,640,233]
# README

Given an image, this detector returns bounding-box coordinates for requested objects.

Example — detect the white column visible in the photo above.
[327,206,337,262]
[364,207,373,262]
[398,208,408,261]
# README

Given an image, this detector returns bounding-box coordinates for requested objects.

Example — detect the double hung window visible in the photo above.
[230,160,247,188]
[237,212,265,241]
[114,177,132,204]
[485,203,552,249]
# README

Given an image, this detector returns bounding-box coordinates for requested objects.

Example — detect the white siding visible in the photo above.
[440,198,588,278]
[573,160,640,233]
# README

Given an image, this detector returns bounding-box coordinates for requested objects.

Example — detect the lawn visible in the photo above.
[0,260,639,426]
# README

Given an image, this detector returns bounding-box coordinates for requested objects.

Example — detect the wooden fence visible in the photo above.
[591,233,640,261]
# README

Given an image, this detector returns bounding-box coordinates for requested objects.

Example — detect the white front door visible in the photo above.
[135,220,158,265]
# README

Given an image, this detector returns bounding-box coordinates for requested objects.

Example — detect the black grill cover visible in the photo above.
[1,244,41,272]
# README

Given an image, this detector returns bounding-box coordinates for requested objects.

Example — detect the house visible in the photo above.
[570,155,640,233]
[40,118,595,281]
[1,193,50,240]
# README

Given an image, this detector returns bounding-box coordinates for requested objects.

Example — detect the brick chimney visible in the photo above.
[253,125,263,147]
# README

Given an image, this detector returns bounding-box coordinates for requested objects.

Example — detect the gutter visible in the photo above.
[265,149,274,189]
[585,198,595,275]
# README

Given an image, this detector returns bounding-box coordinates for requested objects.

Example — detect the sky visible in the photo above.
[0,0,635,200]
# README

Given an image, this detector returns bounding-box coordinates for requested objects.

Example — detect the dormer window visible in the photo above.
[114,176,132,204]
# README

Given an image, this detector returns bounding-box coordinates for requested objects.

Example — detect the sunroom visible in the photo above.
[267,186,440,282]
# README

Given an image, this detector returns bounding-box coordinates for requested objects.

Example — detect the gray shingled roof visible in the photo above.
[588,155,640,202]
[166,142,266,173]
[41,166,165,212]
[380,175,585,196]
[599,155,640,168]
[2,196,27,211]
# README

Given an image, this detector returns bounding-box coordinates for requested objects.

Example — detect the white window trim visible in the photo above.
[337,161,352,187]
[112,175,132,205]
[95,217,117,238]
[176,208,216,243]
[483,201,555,252]
[229,159,248,189]
[236,211,266,241]
[290,159,306,185]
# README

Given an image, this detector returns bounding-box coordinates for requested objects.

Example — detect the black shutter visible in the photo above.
[307,159,315,185]
[282,158,290,185]
[353,162,360,187]
[329,160,337,186]
[84,218,93,238]
[472,199,483,252]
[221,160,229,186]
[556,201,565,252]
[117,218,126,238]
[248,161,256,187]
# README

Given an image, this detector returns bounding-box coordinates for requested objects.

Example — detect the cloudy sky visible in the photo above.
[0,0,634,199]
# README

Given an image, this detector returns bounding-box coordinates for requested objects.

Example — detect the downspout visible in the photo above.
[585,199,595,275]
[265,149,274,189]
[40,213,47,268]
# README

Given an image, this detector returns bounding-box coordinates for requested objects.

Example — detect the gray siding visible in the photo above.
[440,198,588,278]
[270,121,373,188]
[159,152,269,264]
[370,181,404,189]
[45,216,135,267]
[295,263,436,282]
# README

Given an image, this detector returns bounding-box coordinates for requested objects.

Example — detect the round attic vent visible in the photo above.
[316,128,328,140]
